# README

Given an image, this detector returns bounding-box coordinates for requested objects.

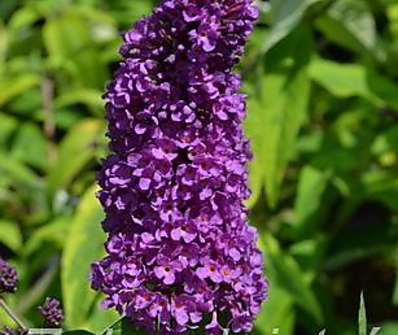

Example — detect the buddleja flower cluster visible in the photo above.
[38,297,64,327]
[0,257,18,294]
[91,0,268,333]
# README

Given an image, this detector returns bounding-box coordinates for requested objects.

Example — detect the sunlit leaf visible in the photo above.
[54,88,103,114]
[245,98,267,208]
[8,5,41,32]
[47,119,105,196]
[359,292,367,335]
[261,28,312,207]
[11,122,48,170]
[370,327,382,335]
[43,12,107,89]
[83,299,120,335]
[0,74,40,106]
[255,285,295,335]
[0,220,22,252]
[309,58,398,110]
[0,152,41,188]
[62,185,105,328]
[24,216,70,256]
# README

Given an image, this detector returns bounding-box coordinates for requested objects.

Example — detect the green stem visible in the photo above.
[0,296,27,330]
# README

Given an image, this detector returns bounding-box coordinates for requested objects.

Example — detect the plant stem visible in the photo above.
[41,76,57,164]
[0,296,27,330]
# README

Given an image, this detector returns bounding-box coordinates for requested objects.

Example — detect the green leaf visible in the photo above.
[11,122,48,170]
[370,328,382,335]
[359,292,367,335]
[254,285,295,335]
[245,98,267,208]
[47,119,105,196]
[325,219,398,270]
[112,317,146,335]
[289,239,325,282]
[8,5,42,32]
[265,0,322,51]
[393,249,398,306]
[43,12,106,89]
[98,314,124,335]
[62,185,106,328]
[293,166,330,238]
[309,59,375,100]
[0,74,40,106]
[361,171,398,211]
[0,114,18,146]
[379,322,398,335]
[54,89,103,111]
[260,234,323,324]
[0,152,41,188]
[262,28,312,207]
[309,58,398,110]
[316,0,379,59]
[24,216,70,256]
[371,126,398,156]
[0,220,22,252]
[63,331,95,335]
[0,20,7,69]
[83,300,120,335]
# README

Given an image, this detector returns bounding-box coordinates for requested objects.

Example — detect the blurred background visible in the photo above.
[0,0,397,334]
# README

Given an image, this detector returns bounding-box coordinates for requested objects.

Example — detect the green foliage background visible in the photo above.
[0,0,397,334]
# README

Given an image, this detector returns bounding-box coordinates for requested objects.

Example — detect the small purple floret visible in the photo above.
[0,328,28,335]
[91,0,268,334]
[0,257,18,294]
[38,297,64,327]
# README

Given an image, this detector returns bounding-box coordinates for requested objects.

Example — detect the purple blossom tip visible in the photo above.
[0,328,28,335]
[38,297,64,327]
[91,0,267,333]
[0,257,18,294]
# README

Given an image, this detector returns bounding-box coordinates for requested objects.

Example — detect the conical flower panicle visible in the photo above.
[91,0,268,333]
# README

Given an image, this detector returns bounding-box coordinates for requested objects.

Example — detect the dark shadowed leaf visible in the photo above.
[260,234,323,324]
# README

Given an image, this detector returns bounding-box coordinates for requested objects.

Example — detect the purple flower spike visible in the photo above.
[38,297,64,327]
[0,257,18,294]
[91,0,267,333]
